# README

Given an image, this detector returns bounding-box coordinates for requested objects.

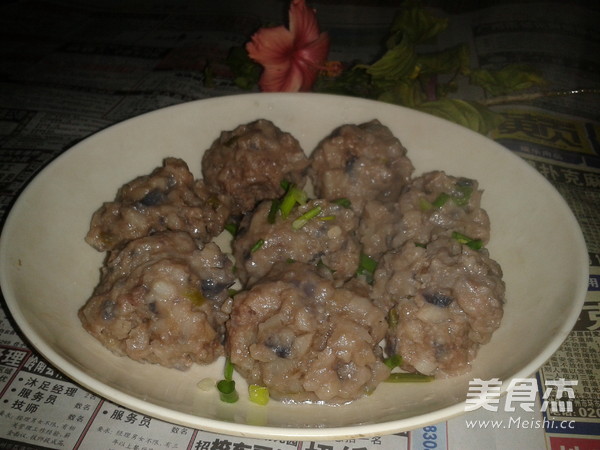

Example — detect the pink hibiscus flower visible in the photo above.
[246,0,330,92]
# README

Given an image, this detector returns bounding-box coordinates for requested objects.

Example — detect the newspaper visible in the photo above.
[0,1,599,449]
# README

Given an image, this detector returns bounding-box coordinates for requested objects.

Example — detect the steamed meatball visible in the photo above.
[201,119,309,216]
[232,198,361,287]
[310,120,414,212]
[391,171,490,248]
[86,158,230,251]
[372,237,505,378]
[79,231,235,370]
[227,263,390,404]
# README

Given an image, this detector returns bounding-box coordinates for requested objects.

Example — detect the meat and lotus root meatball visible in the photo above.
[227,263,390,404]
[79,231,235,370]
[310,120,414,212]
[201,119,310,216]
[232,198,361,287]
[391,170,490,248]
[357,170,490,259]
[86,157,230,252]
[372,237,505,378]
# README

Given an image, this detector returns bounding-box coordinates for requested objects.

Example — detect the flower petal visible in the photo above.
[258,62,303,92]
[295,33,331,91]
[297,31,330,69]
[246,25,294,66]
[289,0,321,46]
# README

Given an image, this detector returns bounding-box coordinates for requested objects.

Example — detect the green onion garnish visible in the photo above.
[217,358,239,403]
[292,206,322,230]
[217,379,239,403]
[387,309,399,328]
[268,199,281,224]
[251,239,265,252]
[279,184,308,219]
[419,198,433,211]
[332,198,352,209]
[385,373,434,383]
[451,231,483,250]
[224,223,238,236]
[384,354,403,370]
[223,357,235,380]
[356,252,378,284]
[432,192,450,208]
[248,384,269,405]
[280,180,291,191]
[452,185,473,206]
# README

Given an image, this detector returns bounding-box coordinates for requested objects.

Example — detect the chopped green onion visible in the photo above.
[419,198,433,211]
[456,177,475,188]
[451,231,483,250]
[223,357,235,380]
[185,289,206,307]
[356,252,378,284]
[251,239,265,252]
[332,198,352,209]
[466,239,483,250]
[217,358,239,403]
[384,354,403,370]
[279,184,308,219]
[451,185,473,206]
[318,215,336,221]
[292,206,322,229]
[248,384,270,405]
[387,308,399,328]
[432,192,450,208]
[385,373,434,383]
[224,223,238,236]
[268,199,281,224]
[217,379,239,403]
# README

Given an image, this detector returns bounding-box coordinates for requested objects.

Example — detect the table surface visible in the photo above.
[0,1,599,449]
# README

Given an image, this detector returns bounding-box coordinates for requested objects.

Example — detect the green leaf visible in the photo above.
[470,64,546,97]
[314,67,378,98]
[226,46,261,90]
[415,98,504,134]
[377,79,424,107]
[363,38,418,81]
[417,43,471,76]
[387,2,448,46]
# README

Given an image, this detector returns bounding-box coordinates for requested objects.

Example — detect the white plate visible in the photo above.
[0,93,589,440]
